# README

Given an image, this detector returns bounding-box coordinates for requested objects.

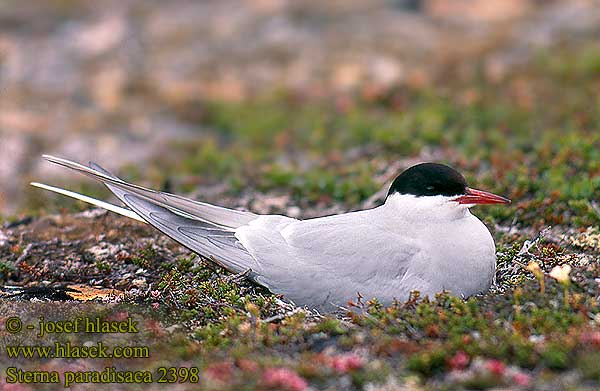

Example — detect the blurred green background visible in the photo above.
[0,0,598,231]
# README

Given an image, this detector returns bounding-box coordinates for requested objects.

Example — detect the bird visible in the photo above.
[32,156,510,311]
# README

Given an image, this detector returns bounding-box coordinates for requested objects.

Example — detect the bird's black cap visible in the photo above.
[387,163,468,198]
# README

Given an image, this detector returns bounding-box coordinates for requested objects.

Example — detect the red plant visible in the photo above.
[486,359,506,377]
[330,353,364,373]
[448,350,470,370]
[262,367,308,391]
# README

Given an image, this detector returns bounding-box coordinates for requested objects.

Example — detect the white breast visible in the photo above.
[406,212,496,298]
[379,193,496,299]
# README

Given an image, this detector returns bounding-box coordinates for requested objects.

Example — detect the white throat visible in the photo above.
[383,192,471,222]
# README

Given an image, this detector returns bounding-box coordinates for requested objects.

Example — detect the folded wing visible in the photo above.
[38,156,262,277]
[236,210,422,309]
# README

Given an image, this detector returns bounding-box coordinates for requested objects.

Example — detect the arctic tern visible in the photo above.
[32,156,510,311]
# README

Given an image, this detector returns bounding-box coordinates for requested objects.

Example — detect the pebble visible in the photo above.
[0,229,7,247]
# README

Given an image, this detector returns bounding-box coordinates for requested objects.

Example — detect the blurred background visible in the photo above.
[1,0,599,224]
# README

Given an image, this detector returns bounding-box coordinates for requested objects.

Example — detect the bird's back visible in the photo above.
[235,207,421,309]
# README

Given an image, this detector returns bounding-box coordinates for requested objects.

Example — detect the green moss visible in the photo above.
[311,318,346,336]
[130,244,158,268]
[406,349,448,376]
[577,351,600,381]
[351,362,391,388]
[0,261,16,279]
[461,374,503,390]
[94,259,111,273]
[541,343,570,370]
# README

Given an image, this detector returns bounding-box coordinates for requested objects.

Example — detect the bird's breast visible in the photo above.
[411,213,496,298]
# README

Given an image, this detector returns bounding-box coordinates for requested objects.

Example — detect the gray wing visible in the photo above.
[88,162,261,276]
[236,211,422,309]
[42,155,261,277]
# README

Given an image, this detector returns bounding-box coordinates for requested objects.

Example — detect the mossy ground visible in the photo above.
[2,39,600,391]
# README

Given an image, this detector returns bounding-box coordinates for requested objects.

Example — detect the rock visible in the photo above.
[0,229,8,247]
[424,0,531,22]
[86,243,121,260]
[74,15,127,57]
[131,278,147,289]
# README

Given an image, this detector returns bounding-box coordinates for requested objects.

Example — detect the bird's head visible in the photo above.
[385,163,510,218]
